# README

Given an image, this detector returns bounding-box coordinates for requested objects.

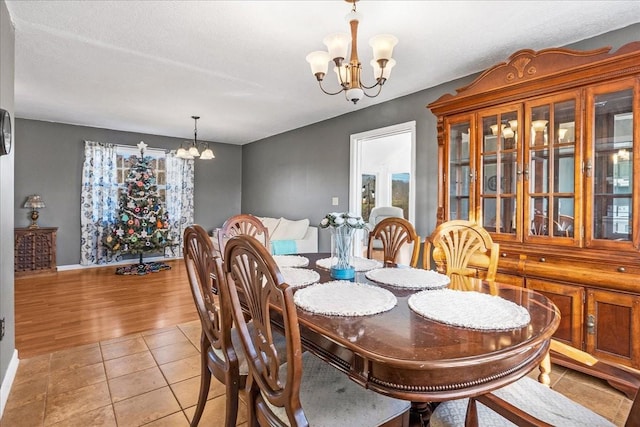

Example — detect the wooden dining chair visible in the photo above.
[367,216,421,267]
[222,235,411,427]
[217,213,270,258]
[424,220,499,282]
[430,340,640,427]
[183,224,243,427]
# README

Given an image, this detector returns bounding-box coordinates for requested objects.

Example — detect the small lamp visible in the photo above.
[23,195,46,228]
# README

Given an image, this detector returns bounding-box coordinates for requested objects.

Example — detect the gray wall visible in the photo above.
[0,0,15,404]
[242,23,640,252]
[14,120,243,266]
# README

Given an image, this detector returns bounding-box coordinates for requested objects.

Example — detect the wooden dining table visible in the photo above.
[272,253,560,423]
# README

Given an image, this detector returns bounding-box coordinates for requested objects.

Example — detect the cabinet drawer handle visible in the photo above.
[587,314,595,335]
[501,253,507,257]
[617,267,626,273]
[539,257,546,262]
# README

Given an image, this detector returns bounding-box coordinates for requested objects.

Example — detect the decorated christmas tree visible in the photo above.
[104,141,172,274]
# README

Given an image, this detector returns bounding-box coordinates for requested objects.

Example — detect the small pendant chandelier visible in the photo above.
[306,0,397,104]
[176,116,215,160]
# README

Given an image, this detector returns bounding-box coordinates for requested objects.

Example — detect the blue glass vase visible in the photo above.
[330,226,355,280]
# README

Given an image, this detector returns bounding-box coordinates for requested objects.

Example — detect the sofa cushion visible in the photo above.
[258,217,281,238]
[271,217,310,241]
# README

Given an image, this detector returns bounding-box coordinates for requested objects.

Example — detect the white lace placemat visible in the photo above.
[365,267,451,289]
[315,257,383,272]
[273,255,309,268]
[281,267,320,288]
[294,281,397,316]
[408,289,531,330]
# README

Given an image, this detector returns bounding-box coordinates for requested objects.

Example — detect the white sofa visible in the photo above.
[211,216,318,256]
[257,216,318,254]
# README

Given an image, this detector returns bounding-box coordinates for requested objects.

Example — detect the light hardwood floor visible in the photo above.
[14,259,197,358]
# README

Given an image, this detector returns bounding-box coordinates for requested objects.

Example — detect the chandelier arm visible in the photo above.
[318,80,347,96]
[362,84,384,99]
[360,79,384,90]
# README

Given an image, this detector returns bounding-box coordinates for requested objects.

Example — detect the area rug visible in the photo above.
[115,261,172,275]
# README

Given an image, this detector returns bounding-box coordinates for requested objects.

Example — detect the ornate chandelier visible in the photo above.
[305,0,397,104]
[176,116,215,160]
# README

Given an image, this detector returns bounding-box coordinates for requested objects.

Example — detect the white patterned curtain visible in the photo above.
[80,140,118,265]
[165,151,195,257]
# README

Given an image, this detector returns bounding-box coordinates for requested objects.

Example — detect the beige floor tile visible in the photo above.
[150,340,199,365]
[48,404,117,427]
[4,376,48,410]
[104,351,156,379]
[43,381,111,426]
[48,362,106,396]
[112,386,182,427]
[177,321,202,347]
[143,411,190,426]
[100,336,149,361]
[143,328,188,349]
[169,375,226,409]
[184,392,248,426]
[0,396,46,426]
[158,354,201,384]
[141,325,181,337]
[108,365,167,403]
[13,354,50,385]
[49,345,103,372]
[100,332,142,346]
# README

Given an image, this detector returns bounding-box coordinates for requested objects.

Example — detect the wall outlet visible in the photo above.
[0,317,4,341]
[332,197,339,206]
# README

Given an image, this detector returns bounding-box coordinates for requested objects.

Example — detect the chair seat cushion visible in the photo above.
[430,375,614,427]
[266,352,410,427]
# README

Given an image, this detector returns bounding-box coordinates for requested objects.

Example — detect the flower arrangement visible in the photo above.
[319,212,369,229]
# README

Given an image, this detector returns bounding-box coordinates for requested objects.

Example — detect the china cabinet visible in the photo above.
[428,42,640,371]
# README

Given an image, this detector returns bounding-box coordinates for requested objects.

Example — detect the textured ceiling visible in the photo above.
[5,1,640,145]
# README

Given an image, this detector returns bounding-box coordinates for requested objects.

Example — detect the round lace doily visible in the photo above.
[273,255,309,268]
[315,257,383,272]
[281,267,320,288]
[365,267,450,289]
[293,281,397,316]
[408,289,531,330]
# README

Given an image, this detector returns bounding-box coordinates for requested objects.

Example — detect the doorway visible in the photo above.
[349,121,416,255]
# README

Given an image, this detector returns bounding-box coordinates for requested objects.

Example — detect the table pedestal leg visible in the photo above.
[410,401,436,427]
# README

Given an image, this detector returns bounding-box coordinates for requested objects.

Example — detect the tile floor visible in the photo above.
[1,319,633,426]
[1,320,247,426]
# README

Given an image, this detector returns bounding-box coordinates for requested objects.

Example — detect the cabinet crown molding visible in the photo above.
[429,41,640,113]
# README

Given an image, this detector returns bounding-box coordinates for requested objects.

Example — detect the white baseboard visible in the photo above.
[58,255,181,271]
[0,349,19,419]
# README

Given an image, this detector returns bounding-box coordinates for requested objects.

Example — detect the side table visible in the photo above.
[14,227,58,275]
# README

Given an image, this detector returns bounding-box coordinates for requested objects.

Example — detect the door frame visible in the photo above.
[349,121,417,255]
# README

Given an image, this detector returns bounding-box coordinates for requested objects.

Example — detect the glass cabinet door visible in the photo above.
[478,106,521,241]
[524,92,580,245]
[585,79,638,249]
[445,115,474,221]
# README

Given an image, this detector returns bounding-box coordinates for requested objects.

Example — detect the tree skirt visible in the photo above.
[115,261,172,275]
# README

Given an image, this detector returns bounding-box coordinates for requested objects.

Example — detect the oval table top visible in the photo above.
[277,253,560,402]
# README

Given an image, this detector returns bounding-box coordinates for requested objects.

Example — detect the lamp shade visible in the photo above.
[188,145,200,157]
[200,148,215,160]
[306,51,330,76]
[323,33,350,61]
[23,194,45,209]
[369,34,398,61]
[371,58,396,81]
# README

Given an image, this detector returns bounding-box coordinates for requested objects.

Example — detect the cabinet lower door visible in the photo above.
[586,290,640,368]
[526,278,583,349]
